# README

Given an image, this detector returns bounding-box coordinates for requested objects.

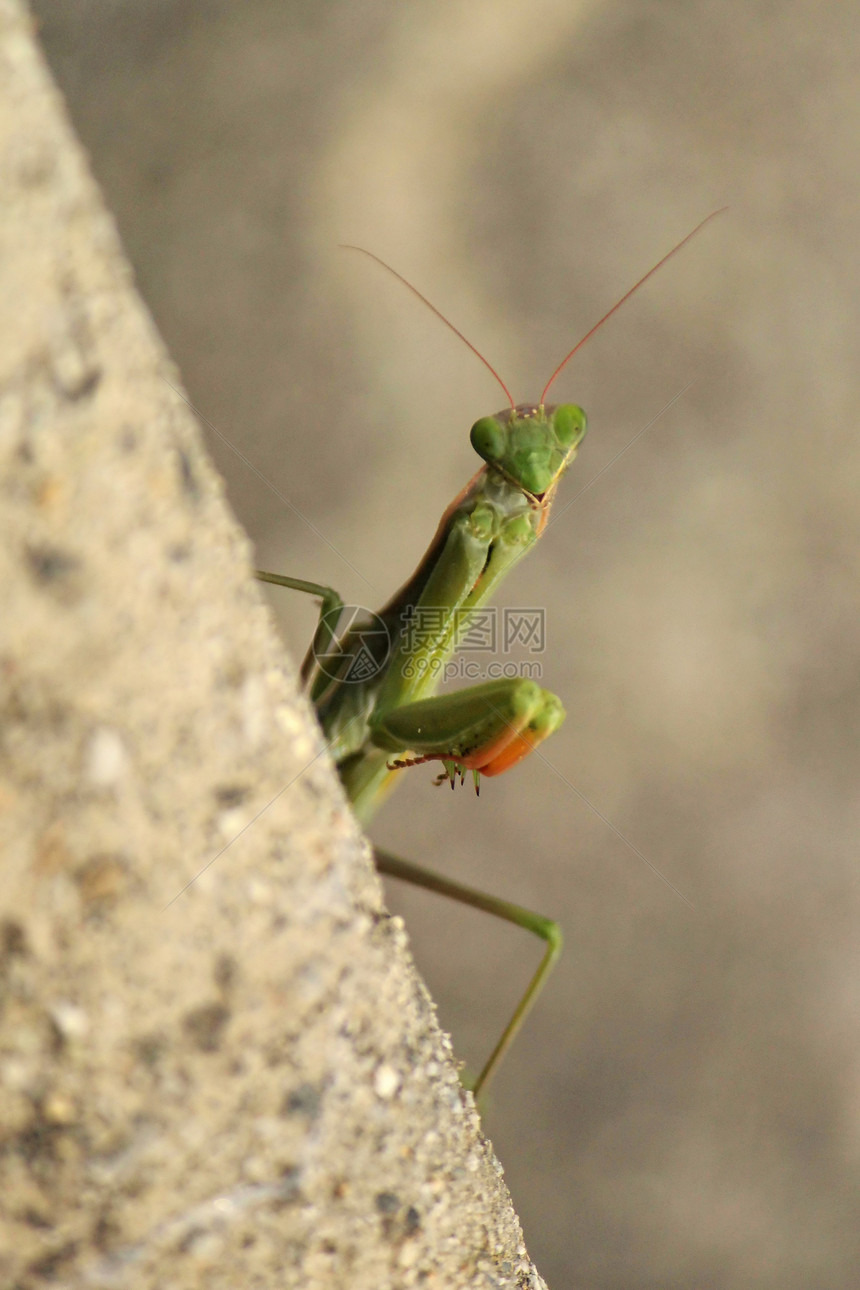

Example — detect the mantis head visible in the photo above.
[470,403,587,498]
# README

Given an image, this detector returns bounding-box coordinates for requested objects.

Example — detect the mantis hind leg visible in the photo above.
[255,571,344,687]
[373,846,562,1100]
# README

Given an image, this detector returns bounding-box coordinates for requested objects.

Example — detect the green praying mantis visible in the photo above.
[258,212,723,1098]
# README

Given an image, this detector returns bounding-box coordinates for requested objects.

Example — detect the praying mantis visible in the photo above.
[258,212,723,1098]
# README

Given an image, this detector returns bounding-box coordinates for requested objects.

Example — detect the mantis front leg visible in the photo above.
[370,676,565,784]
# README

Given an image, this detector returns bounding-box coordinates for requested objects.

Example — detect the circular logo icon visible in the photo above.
[313,604,390,683]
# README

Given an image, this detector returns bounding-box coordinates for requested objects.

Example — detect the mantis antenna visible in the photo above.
[540,207,728,404]
[344,207,726,411]
[340,245,516,410]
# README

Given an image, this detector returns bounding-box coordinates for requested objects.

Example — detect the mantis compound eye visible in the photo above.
[470,415,506,464]
[552,404,587,448]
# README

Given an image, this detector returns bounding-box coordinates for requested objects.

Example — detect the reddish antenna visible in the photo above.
[539,208,727,405]
[341,245,516,410]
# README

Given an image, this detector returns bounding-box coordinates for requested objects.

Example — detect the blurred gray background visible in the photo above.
[34,2,860,1285]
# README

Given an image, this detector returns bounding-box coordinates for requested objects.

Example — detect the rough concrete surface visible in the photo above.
[0,4,546,1287]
